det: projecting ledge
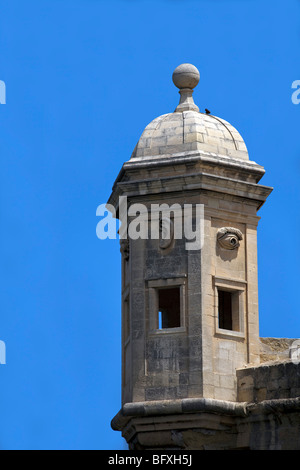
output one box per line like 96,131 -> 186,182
111,398 -> 248,431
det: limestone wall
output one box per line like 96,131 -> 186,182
237,360 -> 300,402
260,337 -> 296,363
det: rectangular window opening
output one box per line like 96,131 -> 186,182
218,290 -> 233,331
218,289 -> 241,332
158,287 -> 181,329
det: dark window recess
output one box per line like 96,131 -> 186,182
158,287 -> 180,329
218,290 -> 233,330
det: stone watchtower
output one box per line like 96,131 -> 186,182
108,64 -> 280,449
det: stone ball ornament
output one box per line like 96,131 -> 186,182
217,227 -> 243,250
172,63 -> 200,90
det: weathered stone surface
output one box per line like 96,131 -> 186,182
259,337 -> 296,363
111,396 -> 300,450
107,64 -> 300,450
131,111 -> 249,161
237,360 -> 300,402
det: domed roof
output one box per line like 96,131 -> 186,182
131,64 -> 248,162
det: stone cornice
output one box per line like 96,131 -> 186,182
107,169 -> 273,212
128,150 -> 264,175
112,150 -> 265,190
111,396 -> 300,433
111,398 -> 248,431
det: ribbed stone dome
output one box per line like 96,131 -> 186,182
131,64 -> 249,162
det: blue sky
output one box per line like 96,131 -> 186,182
0,0 -> 299,450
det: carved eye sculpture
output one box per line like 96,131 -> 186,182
217,227 -> 243,250
159,217 -> 174,250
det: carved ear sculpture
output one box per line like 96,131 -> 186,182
159,217 -> 174,250
120,238 -> 130,260
217,227 -> 243,250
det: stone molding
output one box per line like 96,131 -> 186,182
111,397 -> 248,431
111,396 -> 300,449
108,169 -> 272,212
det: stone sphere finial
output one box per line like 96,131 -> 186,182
172,63 -> 200,90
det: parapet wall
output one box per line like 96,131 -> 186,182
112,338 -> 300,449
259,337 -> 297,363
237,360 -> 300,402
